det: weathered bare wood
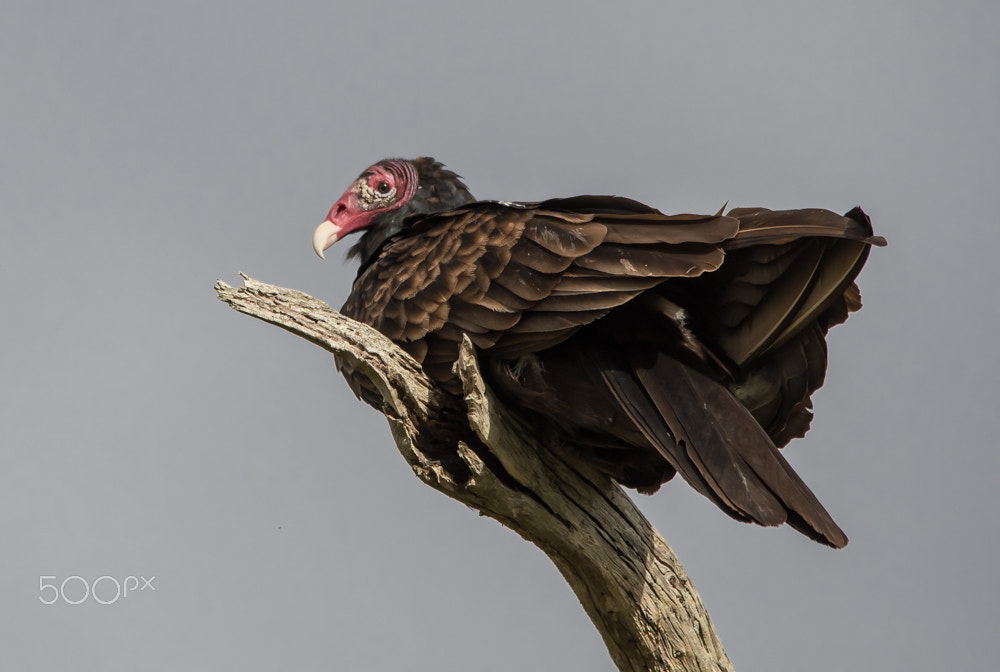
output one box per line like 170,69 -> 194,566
216,274 -> 734,672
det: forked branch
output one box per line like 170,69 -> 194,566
216,274 -> 733,672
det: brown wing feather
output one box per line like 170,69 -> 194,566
734,322 -> 829,447
680,207 -> 884,367
725,207 -> 886,249
343,199 -> 737,391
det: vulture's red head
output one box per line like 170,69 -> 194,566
313,157 -> 475,263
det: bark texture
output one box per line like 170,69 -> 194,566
216,274 -> 734,672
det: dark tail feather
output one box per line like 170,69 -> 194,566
603,349 -> 848,548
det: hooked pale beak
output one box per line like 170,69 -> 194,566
312,219 -> 343,260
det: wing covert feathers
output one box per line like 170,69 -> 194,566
343,200 -> 737,388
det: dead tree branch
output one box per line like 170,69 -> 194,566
215,274 -> 733,672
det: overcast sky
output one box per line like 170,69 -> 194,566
2,1 -> 998,670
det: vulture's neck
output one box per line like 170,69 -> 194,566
347,208 -> 414,264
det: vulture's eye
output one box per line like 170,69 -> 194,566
377,181 -> 392,194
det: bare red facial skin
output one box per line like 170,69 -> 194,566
312,181 -> 377,258
312,159 -> 417,259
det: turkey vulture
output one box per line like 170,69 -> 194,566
312,157 -> 885,548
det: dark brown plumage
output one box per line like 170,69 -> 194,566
313,157 -> 886,548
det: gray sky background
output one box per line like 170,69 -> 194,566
2,1 -> 997,670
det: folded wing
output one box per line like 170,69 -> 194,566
342,198 -> 884,547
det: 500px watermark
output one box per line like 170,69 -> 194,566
39,575 -> 156,605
